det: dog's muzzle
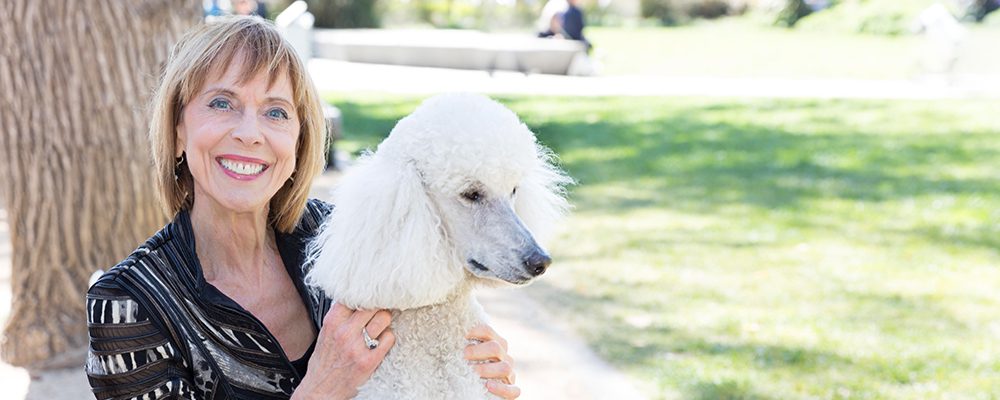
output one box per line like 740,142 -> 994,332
523,249 -> 552,277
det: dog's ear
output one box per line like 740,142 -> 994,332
306,154 -> 463,310
514,143 -> 573,243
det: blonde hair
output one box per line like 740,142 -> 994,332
148,16 -> 326,233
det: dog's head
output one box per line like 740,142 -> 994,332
307,93 -> 571,310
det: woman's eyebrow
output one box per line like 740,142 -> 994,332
264,96 -> 294,107
201,87 -> 237,98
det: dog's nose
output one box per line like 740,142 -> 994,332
523,251 -> 552,277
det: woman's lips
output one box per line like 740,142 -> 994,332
216,155 -> 269,180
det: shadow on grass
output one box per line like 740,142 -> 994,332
688,380 -> 775,400
329,96 -> 1000,253
525,277 -> 984,396
333,97 -> 1000,212
528,279 -> 853,370
527,115 -> 998,213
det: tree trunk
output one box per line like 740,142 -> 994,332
0,0 -> 201,369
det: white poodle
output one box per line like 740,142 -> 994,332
306,93 -> 571,399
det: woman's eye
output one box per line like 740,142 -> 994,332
462,190 -> 482,202
266,107 -> 290,120
208,98 -> 232,110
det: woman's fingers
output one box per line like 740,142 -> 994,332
324,303 -> 354,325
485,380 -> 521,399
362,310 -> 392,338
347,308 -> 379,329
464,339 -> 505,362
471,360 -> 514,383
466,324 -> 508,351
466,324 -> 518,396
373,328 -> 396,358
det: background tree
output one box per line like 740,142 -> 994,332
0,0 -> 201,368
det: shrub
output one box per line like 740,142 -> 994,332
640,0 -> 746,25
796,0 -> 946,36
307,0 -> 380,28
773,0 -> 812,27
268,0 -> 381,28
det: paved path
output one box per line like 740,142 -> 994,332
308,58 -> 1000,99
0,170 -> 648,399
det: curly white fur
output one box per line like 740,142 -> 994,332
307,93 -> 571,400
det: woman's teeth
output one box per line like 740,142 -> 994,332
219,158 -> 265,175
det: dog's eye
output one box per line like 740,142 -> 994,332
512,187 -> 517,196
462,190 -> 482,202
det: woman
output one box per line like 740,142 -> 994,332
85,16 -> 519,399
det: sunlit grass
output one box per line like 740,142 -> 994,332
587,19 -> 1000,80
325,93 -> 1000,399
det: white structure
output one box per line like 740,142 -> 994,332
275,1 -> 315,62
911,3 -> 967,76
313,29 -> 588,75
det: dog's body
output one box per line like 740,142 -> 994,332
306,93 -> 570,399
363,283 -> 488,399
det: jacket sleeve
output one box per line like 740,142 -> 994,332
85,278 -> 196,400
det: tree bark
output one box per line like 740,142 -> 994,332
0,0 -> 201,369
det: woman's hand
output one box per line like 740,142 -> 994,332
465,324 -> 521,399
292,303 -> 395,400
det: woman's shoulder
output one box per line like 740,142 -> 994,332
294,198 -> 334,237
305,197 -> 334,220
88,216 -> 194,302
87,253 -> 196,398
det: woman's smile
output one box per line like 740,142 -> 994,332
216,154 -> 270,180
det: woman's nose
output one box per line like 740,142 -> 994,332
231,112 -> 262,145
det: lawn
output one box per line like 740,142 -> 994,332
586,19 -> 1000,80
326,93 -> 1000,399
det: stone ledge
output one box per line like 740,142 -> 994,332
313,29 -> 586,75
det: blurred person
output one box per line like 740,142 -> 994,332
537,11 -> 565,38
912,3 -> 967,77
233,0 -> 267,18
205,0 -> 225,17
84,16 -> 521,400
536,0 -> 568,34
964,0 -> 1000,22
562,0 -> 591,51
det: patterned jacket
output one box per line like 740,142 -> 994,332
85,199 -> 333,400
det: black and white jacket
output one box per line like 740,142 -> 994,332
85,199 -> 333,400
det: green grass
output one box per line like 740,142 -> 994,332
587,19 -> 1000,79
325,93 -> 1000,399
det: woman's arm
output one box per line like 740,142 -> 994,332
466,324 -> 522,399
86,281 -> 194,399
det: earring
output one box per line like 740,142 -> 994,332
174,153 -> 186,182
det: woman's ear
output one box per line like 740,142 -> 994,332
514,144 -> 573,243
306,154 -> 463,310
175,123 -> 187,158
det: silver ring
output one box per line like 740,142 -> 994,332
362,327 -> 379,350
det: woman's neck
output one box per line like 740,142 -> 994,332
189,195 -> 274,283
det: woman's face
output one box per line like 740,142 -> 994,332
176,63 -> 299,216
